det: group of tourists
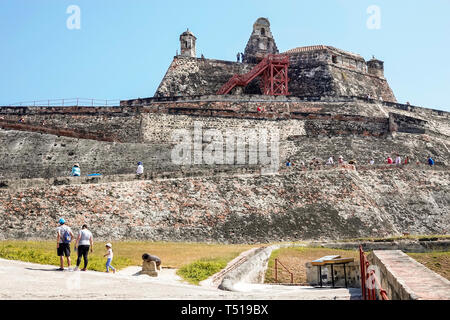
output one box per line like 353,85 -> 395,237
56,218 -> 115,273
285,155 -> 437,168
386,155 -> 434,166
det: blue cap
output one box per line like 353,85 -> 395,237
138,162 -> 143,165
59,218 -> 65,224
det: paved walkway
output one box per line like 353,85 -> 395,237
0,258 -> 361,300
373,250 -> 450,300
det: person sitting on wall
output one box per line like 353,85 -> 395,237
338,155 -> 344,165
136,161 -> 144,177
387,156 -> 393,164
285,159 -> 292,167
71,163 -> 81,177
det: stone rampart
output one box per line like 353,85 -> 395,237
0,167 -> 448,242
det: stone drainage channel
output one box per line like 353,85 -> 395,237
200,243 -> 362,300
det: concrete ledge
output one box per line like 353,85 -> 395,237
218,243 -> 302,292
319,240 -> 450,253
369,250 -> 450,300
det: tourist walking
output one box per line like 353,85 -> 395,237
56,218 -> 74,271
74,224 -> 93,271
387,156 -> 393,164
104,243 -> 116,273
428,156 -> 435,167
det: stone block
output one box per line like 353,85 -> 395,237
141,260 -> 158,277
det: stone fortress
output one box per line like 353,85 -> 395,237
0,18 -> 449,243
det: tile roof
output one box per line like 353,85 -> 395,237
284,45 -> 364,61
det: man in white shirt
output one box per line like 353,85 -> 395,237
74,224 -> 94,271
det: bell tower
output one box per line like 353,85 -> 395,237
243,18 -> 279,63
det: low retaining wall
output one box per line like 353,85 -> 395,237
219,246 -> 274,291
218,243 -> 299,291
318,240 -> 450,253
369,250 -> 450,300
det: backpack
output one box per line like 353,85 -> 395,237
62,228 -> 71,244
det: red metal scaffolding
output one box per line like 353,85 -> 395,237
217,54 -> 290,96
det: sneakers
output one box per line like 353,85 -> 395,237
74,266 -> 79,271
57,268 -> 64,271
81,268 -> 87,272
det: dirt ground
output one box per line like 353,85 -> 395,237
265,247 -> 360,284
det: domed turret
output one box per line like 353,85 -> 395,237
179,29 -> 196,57
367,56 -> 384,78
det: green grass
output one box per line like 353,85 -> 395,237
0,243 -> 132,272
0,240 -> 256,283
176,258 -> 228,285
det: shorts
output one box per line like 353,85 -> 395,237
57,243 -> 71,257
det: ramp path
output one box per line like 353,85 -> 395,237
0,258 -> 360,300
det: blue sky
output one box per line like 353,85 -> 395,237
1,0 -> 449,111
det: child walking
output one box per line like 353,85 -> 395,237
104,243 -> 116,273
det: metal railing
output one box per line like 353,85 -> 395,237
274,258 -> 294,284
359,245 -> 389,300
7,98 -> 121,107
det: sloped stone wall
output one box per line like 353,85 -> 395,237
0,167 -> 448,242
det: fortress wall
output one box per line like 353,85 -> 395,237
0,129 -> 165,180
1,103 -> 447,181
154,56 -> 257,97
329,64 -> 396,103
287,132 -> 450,166
0,167 -> 448,242
0,106 -> 142,143
287,55 -> 335,97
286,53 -> 396,103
